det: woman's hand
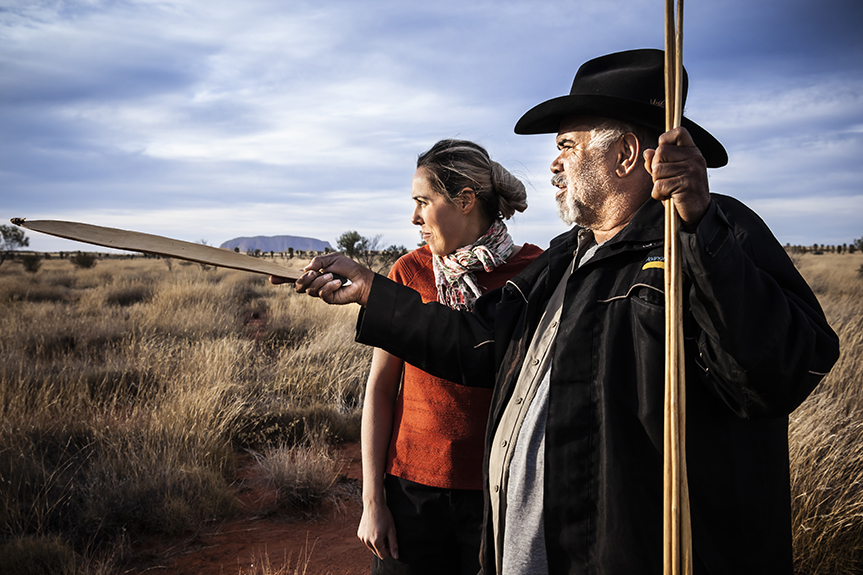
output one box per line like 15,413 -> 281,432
357,499 -> 400,561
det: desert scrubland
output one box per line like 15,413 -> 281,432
0,252 -> 860,574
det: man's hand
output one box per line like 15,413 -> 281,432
643,126 -> 712,229
271,252 -> 374,306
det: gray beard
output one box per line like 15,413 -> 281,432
552,176 -> 602,228
551,151 -> 612,229
551,173 -> 575,226
552,174 -> 577,225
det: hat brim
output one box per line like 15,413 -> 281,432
514,94 -> 728,168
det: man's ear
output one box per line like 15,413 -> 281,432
615,133 -> 641,177
458,188 -> 477,213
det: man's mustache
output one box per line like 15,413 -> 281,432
551,173 -> 567,189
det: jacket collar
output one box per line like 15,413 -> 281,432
570,198 -> 666,263
506,199 -> 665,301
609,198 -> 665,248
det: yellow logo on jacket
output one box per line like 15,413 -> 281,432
642,257 -> 664,270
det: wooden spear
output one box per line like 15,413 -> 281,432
663,1 -> 692,574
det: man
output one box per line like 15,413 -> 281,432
291,49 -> 840,574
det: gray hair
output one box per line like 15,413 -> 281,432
587,119 -> 660,152
417,139 -> 528,220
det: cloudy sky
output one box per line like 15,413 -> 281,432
2,0 -> 862,254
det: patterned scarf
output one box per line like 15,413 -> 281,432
432,219 -> 515,311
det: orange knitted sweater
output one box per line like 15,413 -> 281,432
385,243 -> 543,490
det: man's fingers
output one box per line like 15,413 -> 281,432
658,125 -> 697,149
268,275 -> 295,285
295,270 -> 332,296
643,149 -> 657,177
648,127 -> 701,171
318,275 -> 346,302
293,252 -> 372,306
302,252 -> 343,273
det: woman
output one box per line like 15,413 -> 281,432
357,139 -> 542,575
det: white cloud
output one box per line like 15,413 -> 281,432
3,0 -> 863,254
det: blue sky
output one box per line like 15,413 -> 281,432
2,0 -> 862,253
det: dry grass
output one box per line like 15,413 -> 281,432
1,252 -> 861,574
237,539 -> 318,575
254,442 -> 343,518
789,252 -> 863,575
0,256 -> 370,573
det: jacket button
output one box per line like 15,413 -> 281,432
501,440 -> 508,448
531,359 -> 540,366
493,484 -> 500,492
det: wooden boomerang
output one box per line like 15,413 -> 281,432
10,218 -> 344,284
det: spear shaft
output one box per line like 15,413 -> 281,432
663,1 -> 692,574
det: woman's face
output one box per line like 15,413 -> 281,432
411,168 -> 473,256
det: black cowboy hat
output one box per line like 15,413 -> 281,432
514,48 -> 728,168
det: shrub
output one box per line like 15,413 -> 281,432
20,254 -> 41,273
104,285 -> 153,307
255,443 -> 341,517
0,535 -> 79,575
70,252 -> 97,269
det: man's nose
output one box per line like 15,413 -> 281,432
550,153 -> 564,174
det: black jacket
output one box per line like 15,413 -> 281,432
357,195 -> 840,575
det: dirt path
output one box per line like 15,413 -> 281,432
128,443 -> 370,575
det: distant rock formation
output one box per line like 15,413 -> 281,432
219,235 -> 332,253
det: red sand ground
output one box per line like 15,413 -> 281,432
129,443 -> 369,575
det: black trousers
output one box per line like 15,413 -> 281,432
372,474 -> 484,575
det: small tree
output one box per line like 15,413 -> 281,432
0,224 -> 30,269
337,230 -> 406,273
356,234 -> 383,270
377,244 -> 408,274
337,231 -> 364,260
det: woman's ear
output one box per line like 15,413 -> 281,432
458,188 -> 477,213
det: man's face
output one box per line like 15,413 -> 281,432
550,118 -> 616,229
